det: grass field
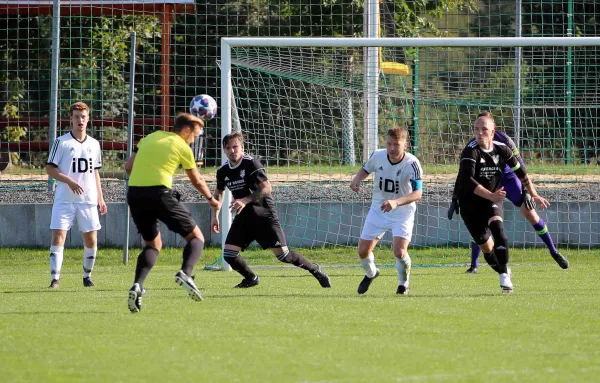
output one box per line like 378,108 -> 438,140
1,247 -> 599,382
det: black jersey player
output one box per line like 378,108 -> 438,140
211,132 -> 331,289
452,113 -> 550,293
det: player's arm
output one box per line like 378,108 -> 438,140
185,168 -> 218,208
350,168 -> 369,192
211,188 -> 225,233
46,165 -> 84,195
503,134 -> 528,174
383,188 -> 422,212
230,180 -> 272,214
504,148 -> 549,209
95,169 -> 107,215
124,152 -> 136,175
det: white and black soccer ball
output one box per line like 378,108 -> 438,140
189,94 -> 217,120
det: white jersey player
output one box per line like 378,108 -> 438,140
350,127 -> 423,295
46,102 -> 107,289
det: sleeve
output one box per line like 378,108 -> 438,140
179,145 -> 196,170
362,151 -> 377,174
502,145 -> 528,179
502,134 -> 527,173
216,167 -> 226,191
455,147 -> 480,197
47,138 -> 62,166
409,159 -> 423,192
248,158 -> 268,186
94,142 -> 103,169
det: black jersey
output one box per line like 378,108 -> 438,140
216,154 -> 276,217
455,140 -> 520,205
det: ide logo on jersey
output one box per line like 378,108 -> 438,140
72,157 -> 94,173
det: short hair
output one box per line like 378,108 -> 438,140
222,132 -> 244,148
172,113 -> 204,133
477,111 -> 495,123
69,102 -> 90,116
387,127 -> 408,141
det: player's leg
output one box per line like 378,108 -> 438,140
467,240 -> 480,273
518,198 -> 569,269
221,215 -> 259,288
390,213 -> 415,295
158,190 -> 205,300
126,187 -> 163,312
48,203 -> 75,288
77,204 -> 101,287
462,206 -> 501,274
487,208 -> 513,293
392,237 -> 411,295
271,245 -> 331,288
356,209 -> 387,294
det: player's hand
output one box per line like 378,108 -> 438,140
448,199 -> 459,220
98,199 -> 107,215
350,177 -> 361,192
380,199 -> 398,213
68,180 -> 84,195
207,197 -> 219,209
229,198 -> 247,214
532,194 -> 550,210
489,186 -> 506,202
211,216 -> 220,233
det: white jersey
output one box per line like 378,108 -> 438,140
362,149 -> 423,220
47,132 -> 102,204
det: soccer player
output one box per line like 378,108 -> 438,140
448,112 -> 568,273
349,127 -> 423,295
46,102 -> 107,289
451,112 -> 550,293
210,132 -> 331,289
124,113 -> 219,313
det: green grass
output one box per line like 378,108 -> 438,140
1,247 -> 599,382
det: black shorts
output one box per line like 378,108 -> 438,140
127,186 -> 197,241
226,211 -> 286,251
461,201 -> 503,245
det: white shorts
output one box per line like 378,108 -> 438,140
50,203 -> 101,232
360,207 -> 415,242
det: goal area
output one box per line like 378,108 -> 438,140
218,37 -> 600,267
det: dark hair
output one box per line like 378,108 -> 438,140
222,131 -> 244,148
69,102 -> 90,116
387,127 -> 408,140
477,111 -> 495,122
172,113 -> 204,133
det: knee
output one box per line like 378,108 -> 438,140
275,248 -> 291,263
489,220 -> 508,245
223,248 -> 240,263
394,248 -> 408,259
146,238 -> 162,252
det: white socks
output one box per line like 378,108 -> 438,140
395,254 -> 412,287
359,252 -> 378,278
49,245 -> 64,281
83,247 -> 97,278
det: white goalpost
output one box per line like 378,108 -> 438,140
219,37 -> 600,269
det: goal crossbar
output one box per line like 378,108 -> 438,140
222,36 -> 600,48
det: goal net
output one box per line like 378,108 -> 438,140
221,37 -> 600,266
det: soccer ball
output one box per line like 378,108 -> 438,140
189,94 -> 217,120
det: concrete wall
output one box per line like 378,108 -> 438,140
1,202 -> 598,248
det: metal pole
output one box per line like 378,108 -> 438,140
220,40 -> 233,272
566,0 -> 573,164
48,0 -> 61,194
412,48 -> 420,156
514,0 -> 522,150
123,32 -> 136,265
342,54 -> 355,165
363,0 -> 379,160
